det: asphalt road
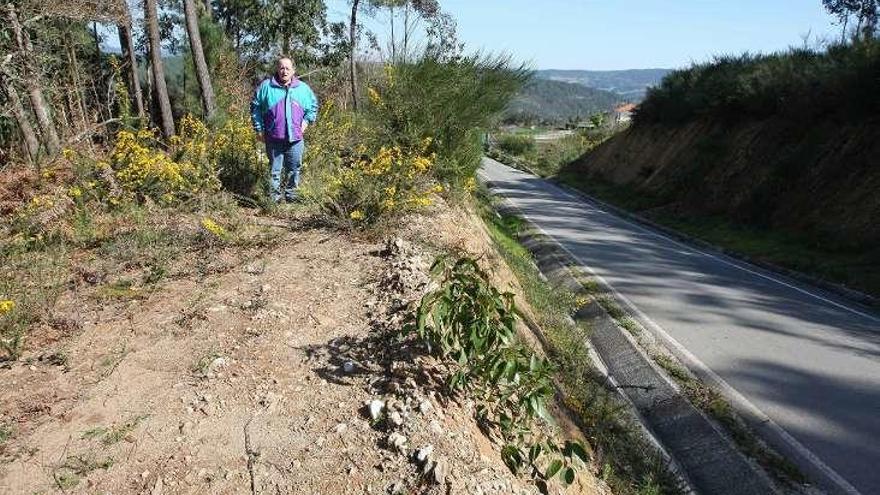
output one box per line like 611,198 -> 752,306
479,158 -> 880,495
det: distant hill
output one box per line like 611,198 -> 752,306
503,79 -> 622,125
536,69 -> 671,100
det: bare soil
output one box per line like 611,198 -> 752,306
0,204 -> 604,495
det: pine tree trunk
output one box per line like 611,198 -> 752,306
65,36 -> 89,131
6,3 -> 61,155
403,4 -> 409,59
0,72 -> 41,165
184,0 -> 217,119
118,1 -> 146,119
92,22 -> 102,60
390,5 -> 395,61
350,0 -> 360,111
145,0 -> 176,137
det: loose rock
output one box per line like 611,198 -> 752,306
368,399 -> 385,421
387,432 -> 407,452
415,445 -> 434,464
389,411 -> 404,427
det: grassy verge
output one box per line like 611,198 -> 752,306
488,130 -> 610,178
474,190 -> 682,495
556,170 -> 880,302
647,354 -> 804,485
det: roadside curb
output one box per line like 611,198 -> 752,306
483,184 -> 781,495
548,178 -> 878,310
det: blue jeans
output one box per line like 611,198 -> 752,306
266,139 -> 305,201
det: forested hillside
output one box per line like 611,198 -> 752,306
536,68 -> 670,100
503,78 -> 621,124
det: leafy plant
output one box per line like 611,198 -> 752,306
503,439 -> 591,492
412,255 -> 589,493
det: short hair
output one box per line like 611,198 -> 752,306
277,57 -> 295,69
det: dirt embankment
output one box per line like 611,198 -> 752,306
567,118 -> 880,250
0,205 -> 602,495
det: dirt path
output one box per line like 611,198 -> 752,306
1,208 -> 604,495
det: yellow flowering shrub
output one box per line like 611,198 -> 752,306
104,115 -> 261,205
203,116 -> 263,198
317,139 -> 441,224
111,126 -> 219,205
300,100 -> 447,227
0,300 -> 14,315
200,216 -> 231,244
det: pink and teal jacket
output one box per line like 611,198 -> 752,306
250,76 -> 318,143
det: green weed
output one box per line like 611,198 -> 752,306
476,194 -> 683,494
100,415 -> 148,446
95,278 -> 142,301
0,423 -> 13,444
53,453 -> 114,490
411,254 -> 589,493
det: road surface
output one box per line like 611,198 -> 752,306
479,158 -> 880,495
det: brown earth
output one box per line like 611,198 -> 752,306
0,204 -> 605,495
567,118 -> 880,249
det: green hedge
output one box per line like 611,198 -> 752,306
637,39 -> 880,125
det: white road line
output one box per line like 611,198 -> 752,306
484,161 -> 880,325
479,164 -> 867,495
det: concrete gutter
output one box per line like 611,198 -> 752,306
483,183 -> 782,495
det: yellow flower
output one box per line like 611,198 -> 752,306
0,300 -> 15,315
380,198 -> 396,211
411,156 -> 432,172
383,64 -> 395,85
464,177 -> 477,192
68,186 -> 83,199
350,210 -> 365,221
407,194 -> 432,207
367,87 -> 381,105
62,148 -> 76,160
201,217 -> 226,237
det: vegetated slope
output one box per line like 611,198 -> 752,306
504,79 -> 621,124
564,41 -> 880,295
536,69 -> 671,100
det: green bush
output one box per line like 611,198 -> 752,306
367,54 -> 530,187
301,53 -> 528,228
299,102 -> 441,227
637,39 -> 880,124
497,134 -> 536,156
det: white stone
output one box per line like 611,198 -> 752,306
368,399 -> 385,421
388,432 -> 407,452
389,411 -> 404,426
415,445 -> 434,464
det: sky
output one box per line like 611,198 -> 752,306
326,0 -> 843,71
